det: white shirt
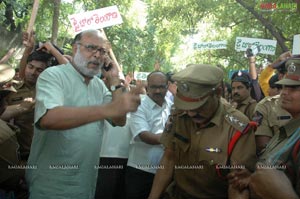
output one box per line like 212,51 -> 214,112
127,95 -> 172,174
100,114 -> 131,159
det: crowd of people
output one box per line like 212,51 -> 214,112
0,28 -> 299,199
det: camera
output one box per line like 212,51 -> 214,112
245,45 -> 260,57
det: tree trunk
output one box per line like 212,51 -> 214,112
236,0 -> 289,52
51,0 -> 61,45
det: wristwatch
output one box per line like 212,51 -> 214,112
110,85 -> 123,92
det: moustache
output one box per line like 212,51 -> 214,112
233,93 -> 240,97
153,93 -> 164,97
88,60 -> 104,67
192,114 -> 206,120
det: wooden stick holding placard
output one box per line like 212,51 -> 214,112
100,29 -> 121,71
23,0 -> 39,45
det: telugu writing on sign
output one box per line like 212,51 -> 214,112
134,72 -> 150,80
235,37 -> 277,55
193,41 -> 227,50
292,34 -> 300,55
68,5 -> 123,33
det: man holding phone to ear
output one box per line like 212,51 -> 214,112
26,29 -> 143,199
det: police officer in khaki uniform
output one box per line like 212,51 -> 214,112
1,51 -> 52,161
148,64 -> 257,199
231,71 -> 257,120
0,64 -> 24,194
253,95 -> 292,154
249,58 -> 300,198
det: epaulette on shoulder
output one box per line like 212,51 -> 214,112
12,79 -> 24,90
224,107 -> 249,132
262,95 -> 280,103
258,96 -> 270,104
249,98 -> 257,104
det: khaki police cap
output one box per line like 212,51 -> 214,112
173,64 -> 224,110
0,64 -> 16,92
276,58 -> 300,86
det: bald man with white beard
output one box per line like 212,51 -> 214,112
26,29 -> 143,199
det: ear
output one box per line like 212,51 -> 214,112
72,43 -> 78,55
215,85 -> 223,97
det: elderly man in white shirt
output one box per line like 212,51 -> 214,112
125,71 -> 172,199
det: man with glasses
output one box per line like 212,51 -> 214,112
148,64 -> 257,199
125,71 -> 172,199
25,29 -> 142,199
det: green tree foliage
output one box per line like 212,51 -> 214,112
0,0 -> 299,76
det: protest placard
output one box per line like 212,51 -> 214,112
193,41 -> 227,50
235,37 -> 277,55
68,5 -> 123,33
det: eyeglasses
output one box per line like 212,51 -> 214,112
77,43 -> 107,55
148,85 -> 168,90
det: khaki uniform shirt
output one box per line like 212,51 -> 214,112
254,95 -> 292,137
236,96 -> 257,120
258,118 -> 300,195
5,82 -> 35,159
0,119 -> 22,185
161,100 -> 257,198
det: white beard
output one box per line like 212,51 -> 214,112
73,49 -> 103,77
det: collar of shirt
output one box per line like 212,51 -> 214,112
145,95 -> 172,110
69,62 -> 97,84
239,95 -> 255,106
280,117 -> 300,138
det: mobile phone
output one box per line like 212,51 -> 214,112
245,45 -> 260,57
103,63 -> 113,71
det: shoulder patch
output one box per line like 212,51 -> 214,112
249,98 -> 257,104
164,114 -> 174,133
252,111 -> 263,126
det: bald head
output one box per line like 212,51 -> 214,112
72,29 -> 110,48
71,29 -> 111,78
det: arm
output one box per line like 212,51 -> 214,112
248,56 -> 257,80
139,131 -> 162,145
148,148 -> 175,199
0,48 -> 16,64
39,89 -> 141,130
101,58 -> 130,126
37,42 -> 68,65
110,87 -> 127,126
19,31 -> 35,79
255,135 -> 271,155
0,98 -> 35,121
270,51 -> 292,69
252,102 -> 274,154
258,51 -> 292,96
250,168 -> 299,199
248,55 -> 264,101
37,64 -> 141,130
228,184 -> 249,199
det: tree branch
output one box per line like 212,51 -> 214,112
236,0 -> 289,52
